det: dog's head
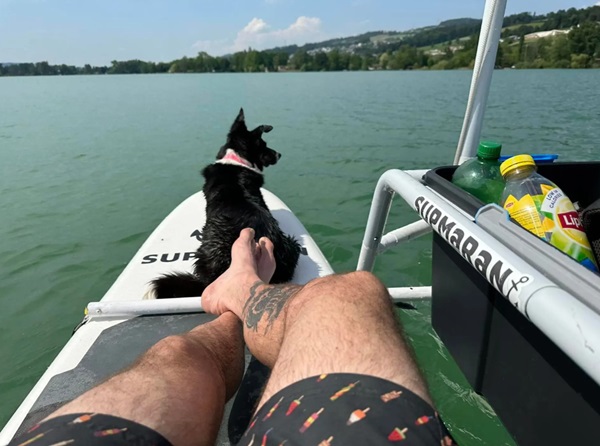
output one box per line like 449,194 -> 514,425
217,108 -> 281,171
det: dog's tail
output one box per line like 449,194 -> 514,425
149,272 -> 208,299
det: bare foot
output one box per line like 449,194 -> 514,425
202,228 -> 276,317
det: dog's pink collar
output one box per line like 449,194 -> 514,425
216,149 -> 261,174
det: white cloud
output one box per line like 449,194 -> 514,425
242,17 -> 270,35
192,16 -> 325,55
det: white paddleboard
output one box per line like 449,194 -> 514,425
0,188 -> 333,444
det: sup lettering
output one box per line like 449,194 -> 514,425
141,252 -> 200,265
473,250 -> 492,277
449,228 -> 464,250
460,236 -> 479,264
429,209 -> 442,226
489,260 -> 513,292
424,201 -> 434,221
161,253 -> 180,263
419,200 -> 430,219
437,216 -> 456,240
183,252 -> 199,261
415,196 -> 426,214
142,254 -> 158,264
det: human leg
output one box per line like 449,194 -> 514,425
254,271 -> 431,407
202,229 -> 431,408
202,229 -> 455,444
37,312 -> 244,446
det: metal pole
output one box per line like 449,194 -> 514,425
85,287 -> 434,319
87,297 -> 203,318
454,0 -> 508,164
378,220 -> 432,253
356,177 -> 395,271
389,286 -> 432,300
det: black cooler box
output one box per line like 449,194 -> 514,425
423,162 -> 600,446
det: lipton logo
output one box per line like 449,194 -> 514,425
558,211 -> 583,230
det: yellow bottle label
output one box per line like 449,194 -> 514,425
503,184 -> 598,270
540,187 -> 587,245
503,194 -> 545,238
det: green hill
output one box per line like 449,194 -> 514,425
2,5 -> 600,76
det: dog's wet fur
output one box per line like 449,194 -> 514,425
151,109 -> 301,299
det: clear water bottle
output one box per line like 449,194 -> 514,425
500,154 -> 598,271
452,141 -> 505,204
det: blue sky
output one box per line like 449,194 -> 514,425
0,0 -> 597,66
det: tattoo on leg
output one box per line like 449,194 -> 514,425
243,281 -> 300,332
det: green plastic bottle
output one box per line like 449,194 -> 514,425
452,141 -> 505,204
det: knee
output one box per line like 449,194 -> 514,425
308,270 -> 386,292
343,270 -> 388,294
300,271 -> 390,307
145,334 -> 198,365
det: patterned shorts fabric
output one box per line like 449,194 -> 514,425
9,374 -> 456,445
8,413 -> 171,446
241,373 -> 455,445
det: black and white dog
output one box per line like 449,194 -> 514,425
151,108 -> 301,299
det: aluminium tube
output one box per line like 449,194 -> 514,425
378,220 -> 432,254
454,0 -> 507,164
357,176 -> 395,271
356,170 -> 431,269
87,297 -> 203,318
85,287 -> 433,318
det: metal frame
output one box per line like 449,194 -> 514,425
356,170 -> 433,302
355,168 -> 600,386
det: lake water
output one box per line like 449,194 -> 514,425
1,70 -> 599,445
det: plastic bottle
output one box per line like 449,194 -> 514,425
500,154 -> 598,271
452,141 -> 505,204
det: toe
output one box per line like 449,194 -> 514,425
257,238 -> 276,283
260,237 -> 274,256
239,228 -> 255,243
231,228 -> 257,263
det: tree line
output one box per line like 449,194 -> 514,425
1,5 -> 599,77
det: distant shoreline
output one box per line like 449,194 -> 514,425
4,5 -> 600,77
2,66 -> 600,78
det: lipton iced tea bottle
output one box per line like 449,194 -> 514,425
500,154 -> 597,271
452,141 -> 505,204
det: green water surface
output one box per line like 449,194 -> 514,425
1,70 -> 599,444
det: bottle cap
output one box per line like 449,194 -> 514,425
500,154 -> 536,177
477,141 -> 502,160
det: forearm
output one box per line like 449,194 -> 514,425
240,280 -> 302,367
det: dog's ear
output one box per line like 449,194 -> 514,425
231,108 -> 247,132
235,108 -> 245,122
252,125 -> 273,136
